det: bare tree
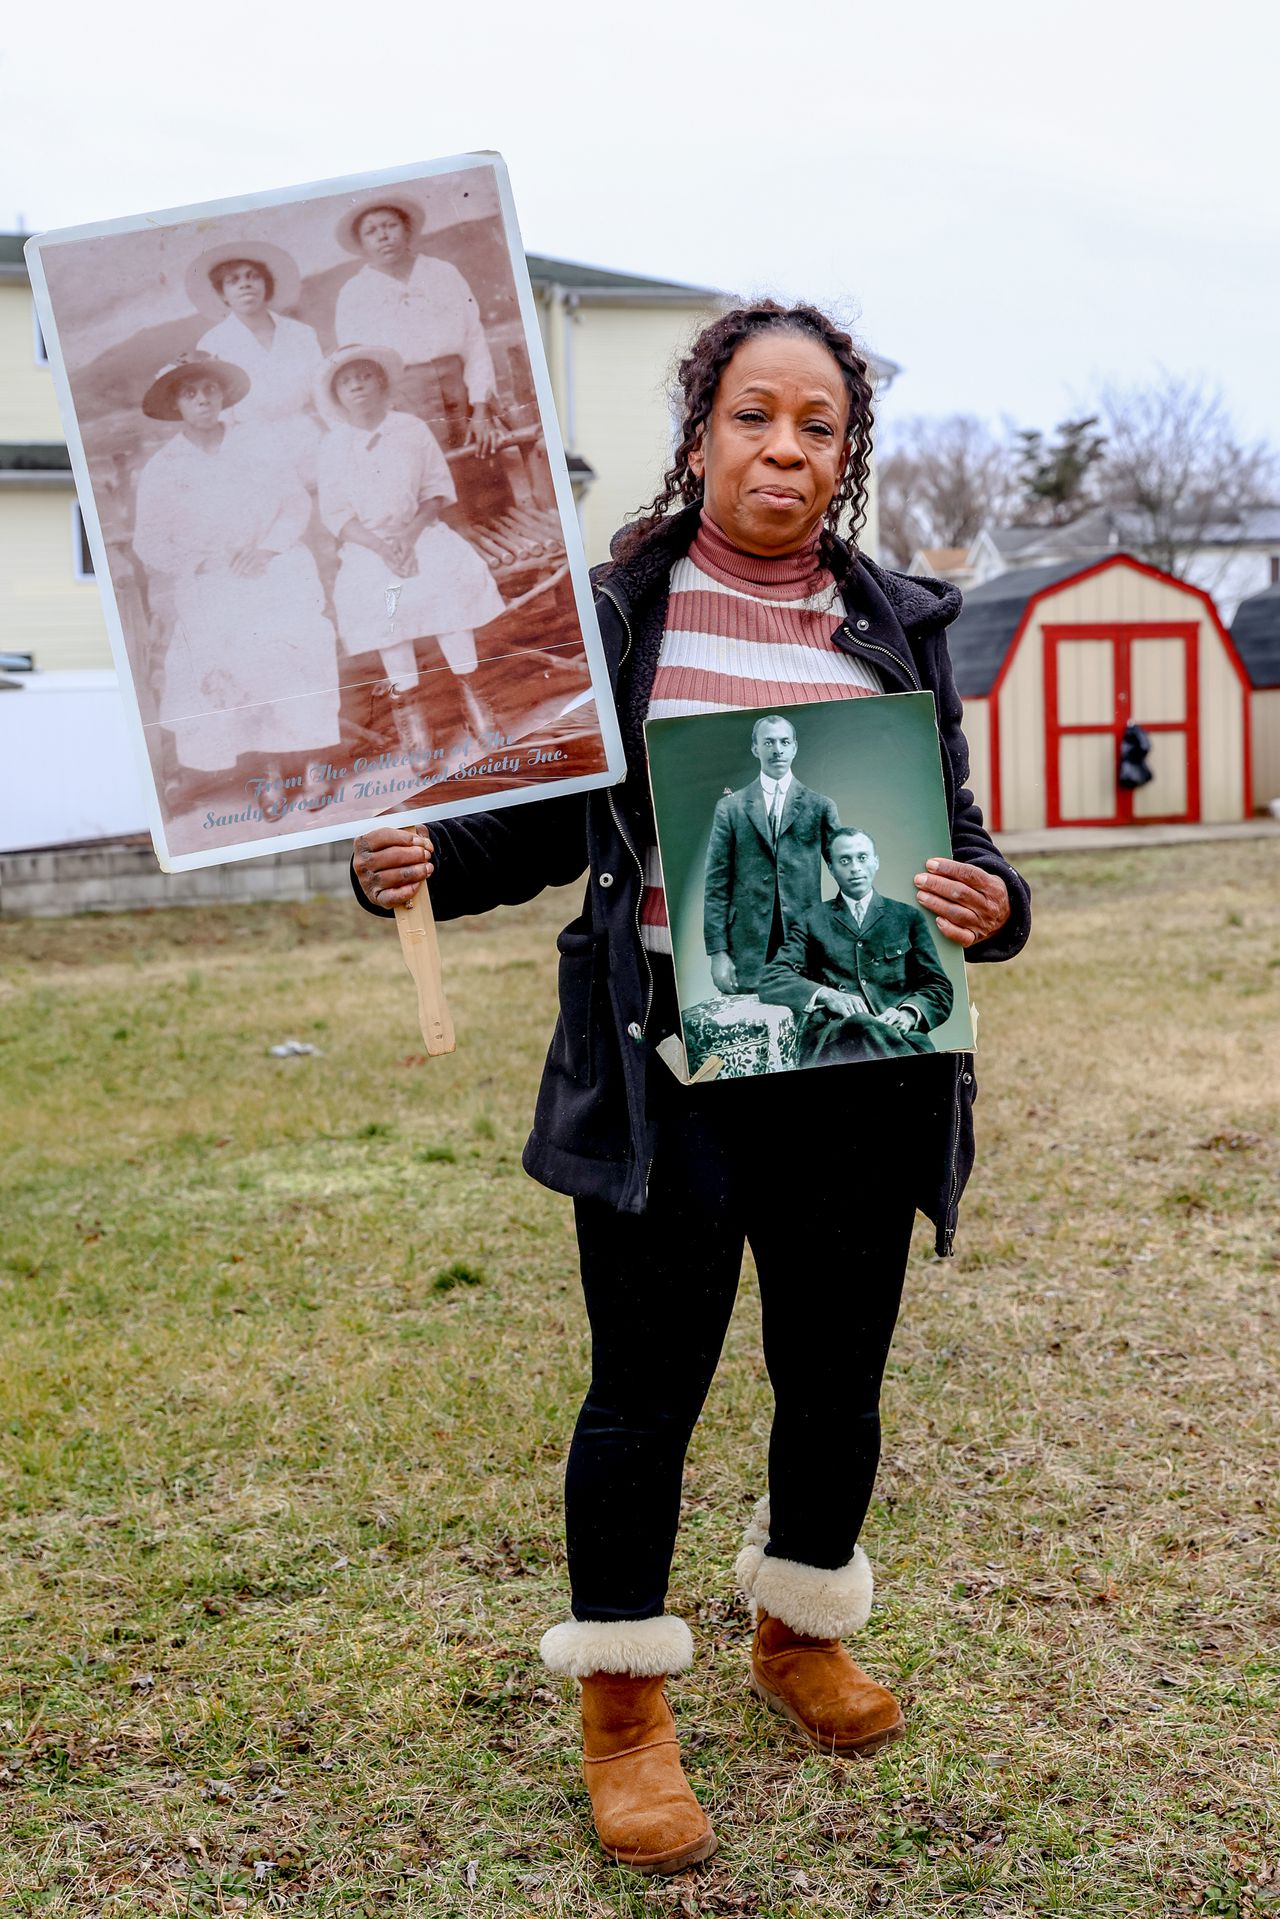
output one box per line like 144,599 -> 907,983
877,380 -> 1278,582
876,416 -> 1019,568
1097,374 -> 1277,577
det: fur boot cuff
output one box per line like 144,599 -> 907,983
539,1613 -> 695,1679
735,1496 -> 874,1638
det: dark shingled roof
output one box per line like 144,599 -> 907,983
1231,583 -> 1280,689
1,234 -> 717,296
945,560 -> 1093,697
525,254 -> 719,296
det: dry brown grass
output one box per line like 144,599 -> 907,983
0,841 -> 1276,1916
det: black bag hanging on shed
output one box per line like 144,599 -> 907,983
1118,721 -> 1154,788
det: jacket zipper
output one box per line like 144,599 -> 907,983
596,584 -> 654,1035
834,620 -> 922,691
941,1056 -> 966,1257
837,612 -> 957,1246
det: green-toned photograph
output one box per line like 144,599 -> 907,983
645,692 -> 975,1079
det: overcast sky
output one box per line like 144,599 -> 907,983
4,0 -> 1276,449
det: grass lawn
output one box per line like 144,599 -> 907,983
0,842 -> 1276,1917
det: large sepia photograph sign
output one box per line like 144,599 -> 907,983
646,692 -> 976,1080
26,154 -> 623,871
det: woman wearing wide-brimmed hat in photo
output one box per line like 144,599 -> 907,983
351,300 -> 1031,1875
132,352 -> 340,789
186,240 -> 325,484
315,344 -> 505,758
332,192 -> 501,456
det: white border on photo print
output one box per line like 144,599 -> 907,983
26,152 -> 624,872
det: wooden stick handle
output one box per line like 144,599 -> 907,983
395,884 -> 455,1056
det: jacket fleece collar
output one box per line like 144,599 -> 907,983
593,505 -> 963,832
599,504 -> 963,640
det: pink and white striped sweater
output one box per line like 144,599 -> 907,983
640,514 -> 883,954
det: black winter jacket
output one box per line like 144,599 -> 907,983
354,504 -> 1031,1253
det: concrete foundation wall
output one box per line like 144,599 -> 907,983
0,836 -> 358,919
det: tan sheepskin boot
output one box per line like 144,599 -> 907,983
540,1615 -> 716,1874
736,1497 -> 904,1758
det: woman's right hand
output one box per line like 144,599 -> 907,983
354,827 -> 434,909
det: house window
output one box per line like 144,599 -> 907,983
72,503 -> 95,580
33,306 -> 49,366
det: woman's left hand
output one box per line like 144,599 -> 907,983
914,857 -> 1010,948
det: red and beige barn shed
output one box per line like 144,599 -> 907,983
946,555 -> 1253,832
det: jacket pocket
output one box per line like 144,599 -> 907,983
863,940 -> 909,973
554,922 -> 603,1086
534,922 -> 631,1167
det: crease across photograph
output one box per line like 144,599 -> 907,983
25,154 -> 623,869
644,692 -> 976,1079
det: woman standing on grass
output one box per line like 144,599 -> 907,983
350,303 -> 1031,1874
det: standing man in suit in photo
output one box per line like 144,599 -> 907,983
703,715 -> 841,994
758,827 -> 954,1065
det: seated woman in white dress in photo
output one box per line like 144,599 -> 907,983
132,353 -> 340,802
315,345 -> 505,758
186,241 -> 325,487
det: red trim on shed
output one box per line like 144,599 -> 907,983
986,552 -> 1253,825
1043,623 -> 1199,826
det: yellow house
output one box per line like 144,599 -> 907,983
0,236 -> 110,671
2,236 -> 896,673
528,255 -> 894,565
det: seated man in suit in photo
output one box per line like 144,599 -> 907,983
703,716 -> 841,994
758,827 -> 954,1066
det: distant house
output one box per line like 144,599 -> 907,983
527,255 -> 719,564
945,554 -> 1253,830
907,530 -> 1002,592
0,234 -> 110,673
4,221 -> 906,863
963,505 -> 1280,626
2,233 -> 901,676
1231,583 -> 1280,810
528,254 -> 899,564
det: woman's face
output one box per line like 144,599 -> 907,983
174,377 -> 225,428
333,360 -> 388,416
688,332 -> 850,556
217,262 -> 268,314
357,208 -> 410,266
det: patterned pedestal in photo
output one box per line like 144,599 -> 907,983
683,995 -> 799,1079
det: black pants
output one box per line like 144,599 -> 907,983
565,1026 -> 925,1622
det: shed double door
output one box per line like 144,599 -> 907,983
1044,623 -> 1199,826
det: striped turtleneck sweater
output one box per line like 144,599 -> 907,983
640,513 -> 884,955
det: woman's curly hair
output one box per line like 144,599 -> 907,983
616,300 -> 875,568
